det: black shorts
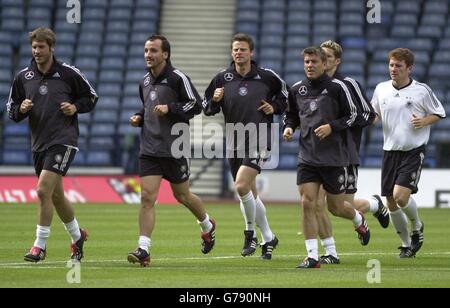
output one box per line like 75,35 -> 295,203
381,146 -> 425,197
297,164 -> 348,195
227,157 -> 267,182
346,165 -> 359,194
33,145 -> 77,177
139,155 -> 190,184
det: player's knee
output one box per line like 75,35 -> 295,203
393,194 -> 408,207
327,205 -> 341,217
301,196 -> 316,211
174,191 -> 190,205
141,190 -> 157,208
36,185 -> 52,201
235,181 -> 251,196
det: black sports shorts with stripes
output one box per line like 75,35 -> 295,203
297,163 -> 348,195
139,155 -> 190,184
33,145 -> 77,177
381,145 -> 426,196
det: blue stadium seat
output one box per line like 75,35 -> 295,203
0,69 -> 11,82
286,23 -> 310,36
101,57 -> 125,71
98,70 -> 124,84
396,1 -> 421,14
72,152 -> 85,166
421,13 -> 446,27
92,110 -> 119,123
260,60 -> 283,73
134,9 -> 159,21
0,57 -> 12,69
90,123 -> 116,137
425,1 -> 449,14
132,21 -> 157,33
236,11 -> 259,23
339,25 -> 363,37
417,25 -> 443,39
285,36 -> 310,49
313,0 -> 336,11
238,0 -> 260,10
262,11 -> 285,23
89,137 -> 116,150
80,21 -> 105,32
75,58 -> 99,71
125,71 -> 145,84
263,0 -> 285,11
390,25 -> 416,38
2,150 -> 30,165
111,0 -> 134,8
4,124 -> 29,136
118,124 -> 140,136
122,97 -> 142,110
96,96 -> 121,111
108,8 -> 132,21
83,8 -> 107,20
86,151 -> 113,166
393,13 -> 419,26
98,83 -> 122,96
135,0 -> 160,9
288,11 -> 310,23
103,45 -> 127,57
340,0 -> 365,13
342,49 -> 367,63
84,0 -> 108,8
3,136 -> 30,150
433,51 -> 450,63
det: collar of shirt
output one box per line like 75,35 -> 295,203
307,73 -> 330,87
30,56 -> 60,77
147,61 -> 174,85
228,60 -> 259,79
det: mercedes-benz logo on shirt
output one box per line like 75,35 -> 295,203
299,86 -> 308,96
224,73 -> 234,82
25,71 -> 35,80
144,76 -> 151,87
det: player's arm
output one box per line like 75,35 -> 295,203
162,73 -> 201,122
202,75 -> 223,116
328,81 -> 360,132
269,72 -> 289,115
412,87 -> 447,129
69,68 -> 98,114
345,78 -> 376,127
283,88 -> 300,140
130,85 -> 145,127
7,76 -> 29,122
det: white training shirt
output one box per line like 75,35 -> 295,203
371,79 -> 446,151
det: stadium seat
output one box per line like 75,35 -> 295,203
2,150 -> 30,165
86,151 -> 113,166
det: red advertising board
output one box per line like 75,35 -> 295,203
0,176 -> 177,204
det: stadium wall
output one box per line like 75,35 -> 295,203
255,169 -> 450,208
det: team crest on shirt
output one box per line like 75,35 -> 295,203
299,86 -> 308,96
310,100 -> 318,112
55,154 -> 63,164
25,71 -> 35,80
348,175 -> 355,184
150,91 -> 157,101
180,165 -> 187,173
224,73 -> 234,82
338,175 -> 345,184
405,97 -> 414,109
144,76 -> 151,87
39,85 -> 48,95
239,87 -> 248,96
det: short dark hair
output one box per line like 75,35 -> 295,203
389,48 -> 414,67
147,34 -> 171,60
302,46 -> 327,62
231,33 -> 254,51
29,27 -> 56,48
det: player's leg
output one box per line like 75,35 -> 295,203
24,170 -> 59,262
251,181 -> 278,260
353,195 -> 389,228
317,185 -> 340,264
297,182 -> 321,268
235,166 -> 259,256
128,175 -> 161,266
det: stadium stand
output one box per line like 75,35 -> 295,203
1,0 -> 449,172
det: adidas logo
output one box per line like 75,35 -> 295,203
52,164 -> 60,170
52,72 -> 60,78
161,79 -> 168,84
348,185 -> 354,190
321,89 -> 328,95
254,75 -> 262,80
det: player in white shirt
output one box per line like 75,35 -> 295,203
371,48 -> 446,258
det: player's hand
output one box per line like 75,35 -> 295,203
411,114 -> 426,129
130,115 -> 142,127
154,104 -> 169,116
60,102 -> 77,116
283,128 -> 294,141
20,99 -> 33,114
213,87 -> 224,103
314,124 -> 332,140
258,100 -> 274,115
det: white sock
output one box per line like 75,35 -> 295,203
255,196 -> 274,243
239,192 -> 256,235
368,197 -> 380,214
198,214 -> 213,233
390,209 -> 411,247
401,197 -> 422,231
321,237 -> 338,259
34,225 -> 51,250
64,218 -> 81,243
352,210 -> 363,227
305,239 -> 319,261
139,236 -> 151,253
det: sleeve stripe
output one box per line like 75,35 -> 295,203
6,85 -> 13,117
344,77 -> 370,121
332,79 -> 358,126
62,63 -> 98,99
174,70 -> 198,112
262,68 -> 289,99
416,82 -> 442,109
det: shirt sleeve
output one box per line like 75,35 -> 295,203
268,70 -> 289,115
421,85 -> 446,118
329,80 -> 359,132
283,87 -> 300,131
371,85 -> 381,118
7,75 -> 28,122
68,66 -> 99,114
202,75 -> 223,116
345,78 -> 376,127
167,70 -> 201,122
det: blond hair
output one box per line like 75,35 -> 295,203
320,40 -> 343,59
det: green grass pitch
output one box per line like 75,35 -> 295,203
0,203 -> 449,288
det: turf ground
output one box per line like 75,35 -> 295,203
0,203 -> 449,288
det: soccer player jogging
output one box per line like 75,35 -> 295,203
313,41 -> 390,265
371,48 -> 446,258
203,33 -> 288,259
127,35 -> 215,267
7,28 -> 98,263
283,47 -> 370,269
